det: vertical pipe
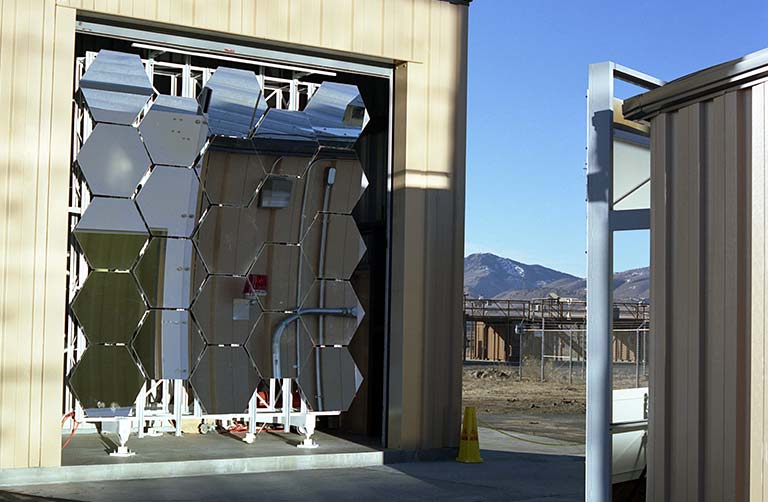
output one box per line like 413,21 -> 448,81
586,62 -> 614,502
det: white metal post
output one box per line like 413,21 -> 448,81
586,61 -> 614,502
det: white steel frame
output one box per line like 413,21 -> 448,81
65,51 -> 338,450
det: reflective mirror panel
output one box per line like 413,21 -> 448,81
302,214 -> 366,280
297,347 -> 362,412
302,150 -> 368,221
191,276 -> 262,345
68,345 -> 145,417
136,166 -> 206,238
73,197 -> 148,270
198,149 -> 266,206
189,346 -> 261,414
139,95 -> 209,167
249,244 -> 315,311
251,109 -> 319,159
253,176 -> 304,244
79,50 -> 154,125
201,67 -> 266,138
70,271 -> 147,344
613,138 -> 650,210
77,124 -> 152,197
304,82 -> 367,149
245,313 -> 312,379
301,280 -> 364,346
194,206 -> 265,275
132,310 -> 204,380
134,238 -> 203,309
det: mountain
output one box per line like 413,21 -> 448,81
464,253 -> 649,301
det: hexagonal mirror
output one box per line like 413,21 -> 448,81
297,346 -> 362,412
139,95 -> 208,167
136,166 -> 205,238
245,313 -> 313,379
132,310 -> 204,380
302,214 -> 366,280
77,124 -> 152,197
303,82 -> 368,149
189,346 -> 261,414
73,197 -> 148,270
301,149 -> 369,219
251,109 -> 319,163
191,275 -> 262,345
79,50 -> 154,125
194,206 -> 265,275
301,280 -> 365,346
68,345 -> 145,417
249,244 -> 315,311
134,238 -> 205,309
200,67 -> 266,138
70,271 -> 147,344
198,148 -> 267,206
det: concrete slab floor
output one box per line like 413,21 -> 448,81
0,428 -> 585,502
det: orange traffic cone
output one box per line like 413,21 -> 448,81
456,406 -> 483,463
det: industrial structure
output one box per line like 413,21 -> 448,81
0,0 -> 469,483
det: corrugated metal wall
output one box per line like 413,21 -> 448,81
649,89 -> 752,501
751,81 -> 768,502
0,0 -> 468,468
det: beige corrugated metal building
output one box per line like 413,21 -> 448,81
624,49 -> 768,501
0,0 -> 469,470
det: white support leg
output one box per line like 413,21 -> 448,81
109,418 -> 136,457
173,379 -> 183,437
282,378 -> 291,432
244,392 -> 258,444
136,384 -> 146,439
297,414 -> 318,449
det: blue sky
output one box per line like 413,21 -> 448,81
465,0 -> 767,276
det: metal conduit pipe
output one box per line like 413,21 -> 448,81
272,307 -> 357,380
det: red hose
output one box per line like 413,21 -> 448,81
61,412 -> 80,449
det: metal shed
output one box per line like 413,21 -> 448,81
623,48 -> 768,501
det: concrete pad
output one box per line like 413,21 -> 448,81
0,428 -> 585,501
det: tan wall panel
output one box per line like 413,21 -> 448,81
0,1 -> 75,469
58,0 -> 430,62
649,89 -> 751,501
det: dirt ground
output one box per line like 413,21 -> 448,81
462,364 -> 586,442
462,362 -> 648,443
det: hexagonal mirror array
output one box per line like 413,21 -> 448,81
68,345 -> 146,417
302,214 -> 366,280
248,244 -> 316,312
246,313 -> 313,380
301,280 -> 365,346
134,238 -> 205,309
200,67 -> 267,138
303,82 -> 368,149
70,52 -> 371,417
139,95 -> 208,167
194,205 -> 265,275
79,50 -> 154,125
73,197 -> 148,271
70,271 -> 146,344
136,166 -> 206,238
189,346 -> 261,414
133,310 -> 205,380
297,347 -> 362,412
76,123 -> 152,197
191,275 -> 263,345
